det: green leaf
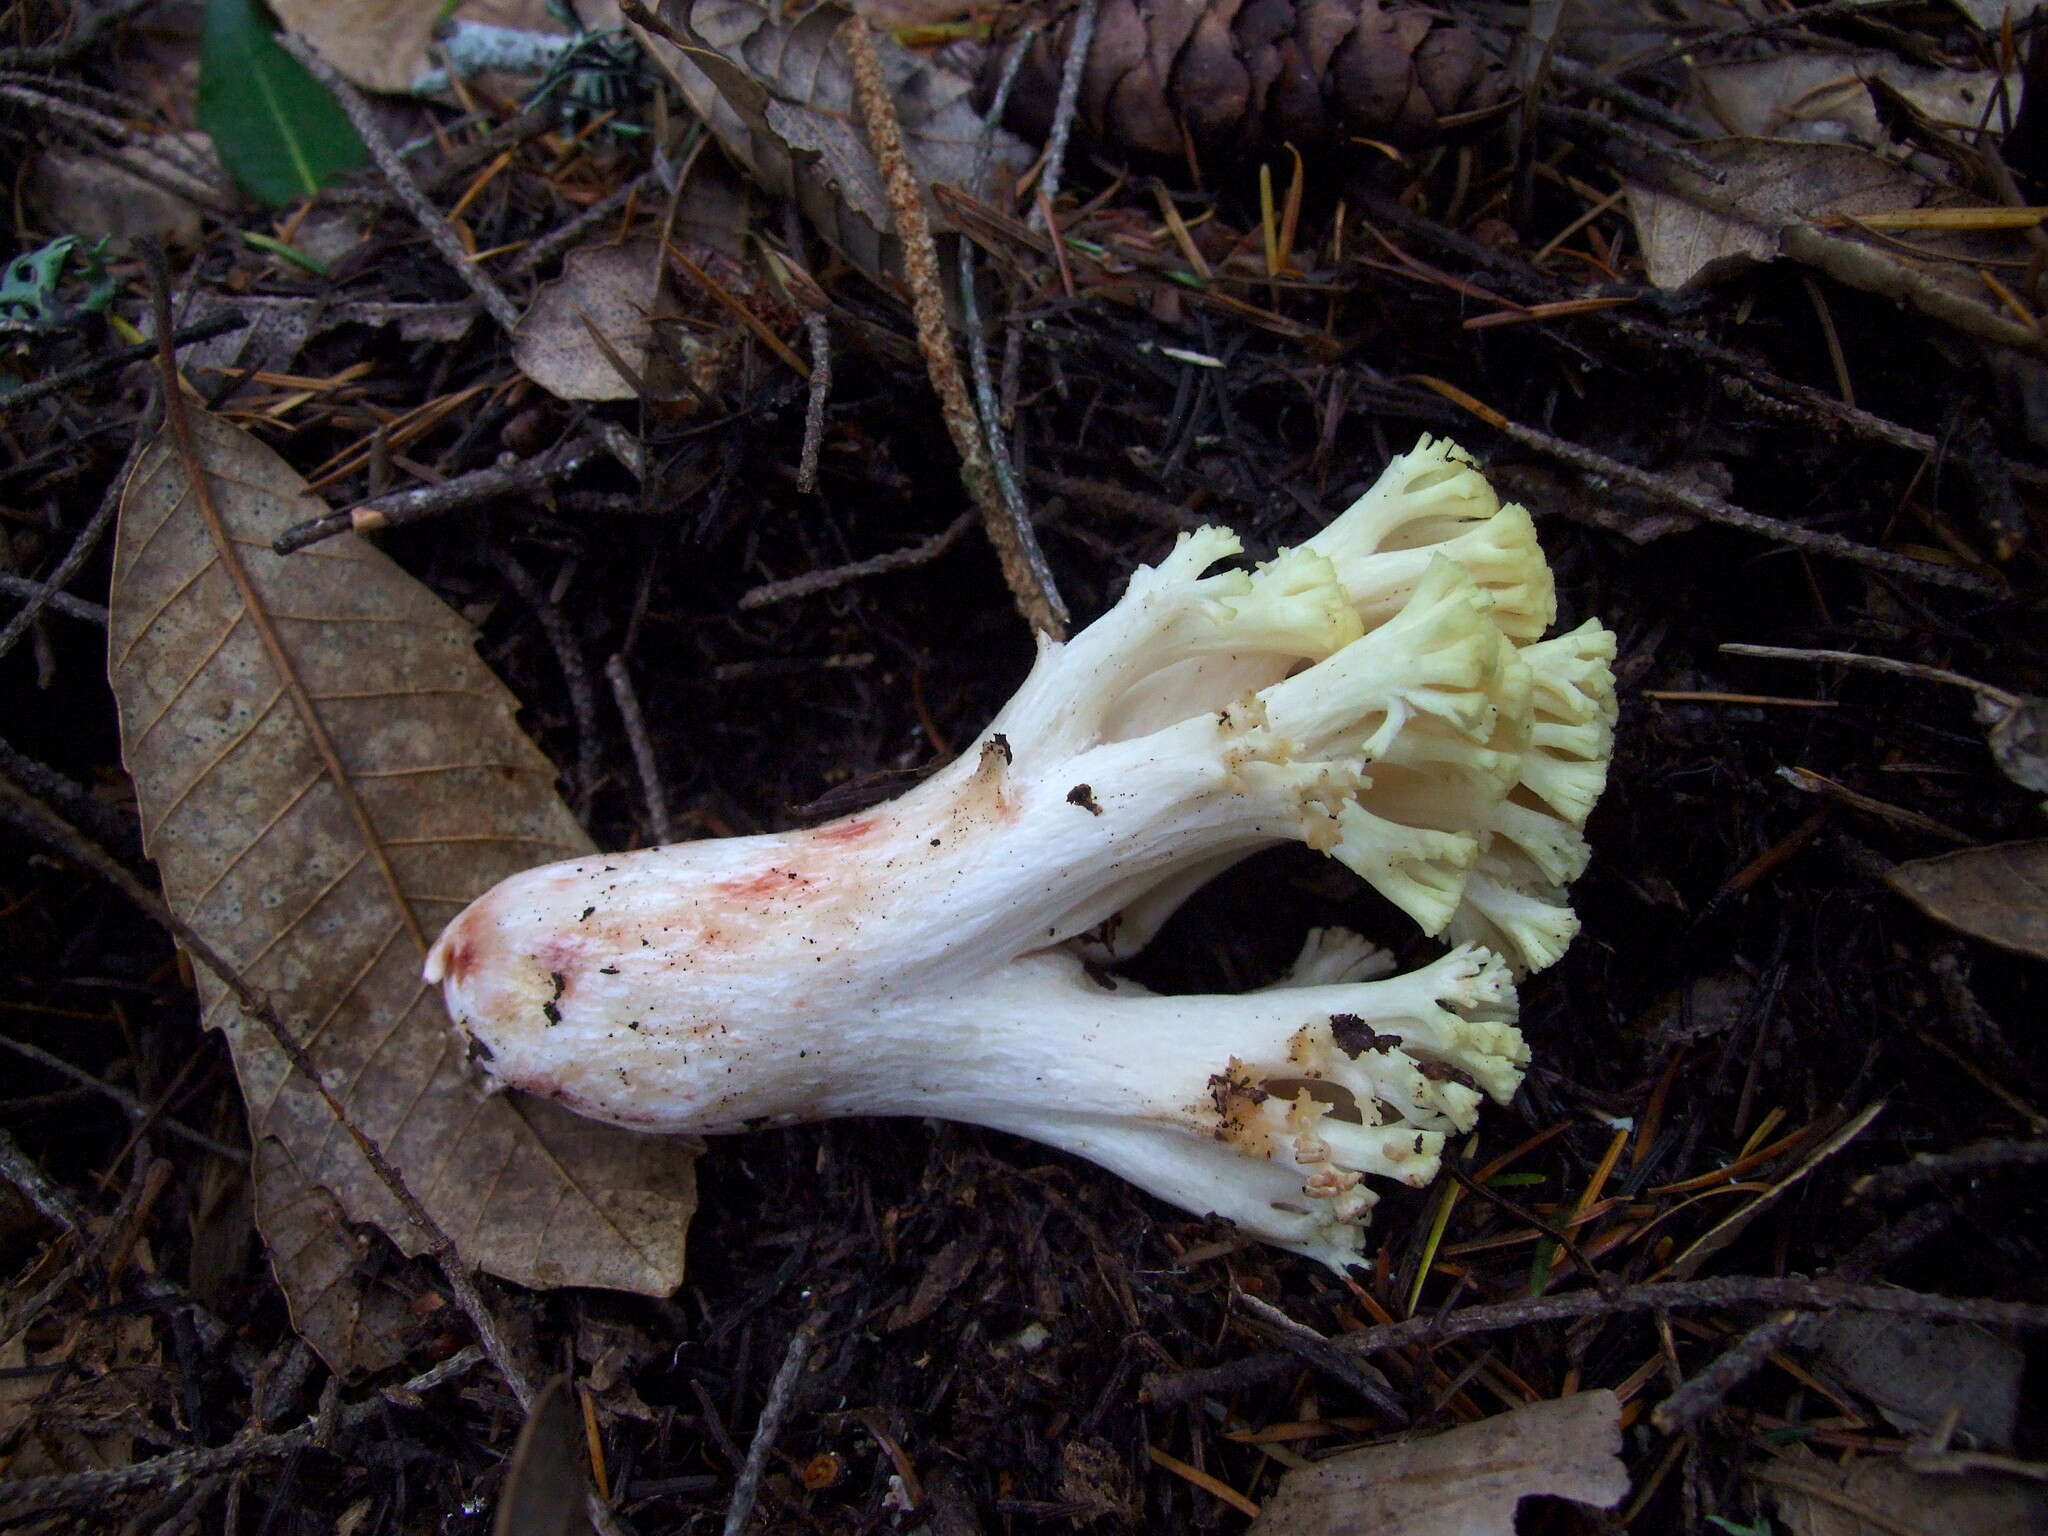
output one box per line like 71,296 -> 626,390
197,0 -> 365,207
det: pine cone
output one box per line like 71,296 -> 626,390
996,0 -> 1507,165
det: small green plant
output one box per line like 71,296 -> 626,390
0,236 -> 115,327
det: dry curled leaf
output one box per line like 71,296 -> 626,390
1626,139 -> 1940,289
1623,138 -> 2044,352
639,0 -> 1026,283
109,407 -> 696,1372
1762,1445 -> 2048,1536
26,134 -> 227,244
1885,840 -> 2048,961
512,240 -> 678,402
493,1377 -> 596,1536
1808,1312 -> 2023,1449
1246,1390 -> 1630,1536
1687,53 -> 2012,147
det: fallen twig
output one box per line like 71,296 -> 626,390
278,34 -> 522,333
721,1310 -> 825,1536
1721,643 -> 2024,708
273,435 -> 601,553
1548,56 -> 1710,140
491,548 -> 602,825
0,425 -> 146,665
0,1124 -> 94,1234
0,0 -> 153,70
505,167 -> 663,281
0,315 -> 241,416
1142,1276 -> 2048,1408
0,1143 -> 155,1353
1625,0 -> 1918,79
0,1347 -> 486,1516
0,572 -> 107,624
1030,0 -> 1099,230
737,511 -> 973,610
1652,1202 -> 1951,1432
841,13 -> 1066,637
0,1036 -> 249,1163
1417,385 -> 2005,593
1855,1138 -> 2048,1200
606,653 -> 674,845
1231,1289 -> 1406,1422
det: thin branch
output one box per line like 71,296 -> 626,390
0,425 -> 145,665
0,1125 -> 94,1234
0,1348 -> 486,1516
277,34 -> 522,333
0,315 -> 241,416
737,511 -> 973,610
955,28 -> 1066,632
606,654 -> 673,844
721,1310 -> 825,1536
840,14 -> 1066,637
505,168 -> 663,281
274,436 -> 601,554
1430,400 -> 2005,593
1231,1289 -> 1407,1423
1548,56 -> 1709,140
0,1143 -> 155,1352
0,0 -> 153,70
1030,0 -> 1099,230
1142,1276 -> 2048,1408
1625,0 -> 1915,79
1720,644 -> 2021,708
1652,1202 -> 1951,1432
797,311 -> 832,494
0,1035 -> 249,1163
0,572 -> 107,625
491,549 -> 602,825
1854,1138 -> 2048,1200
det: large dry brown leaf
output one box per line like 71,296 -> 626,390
108,407 -> 696,1370
1886,840 -> 2048,960
1246,1390 -> 1630,1536
636,0 -> 1026,284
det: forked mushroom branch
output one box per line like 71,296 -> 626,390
428,439 -> 1616,1269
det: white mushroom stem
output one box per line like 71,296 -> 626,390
427,436 -> 1616,1270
